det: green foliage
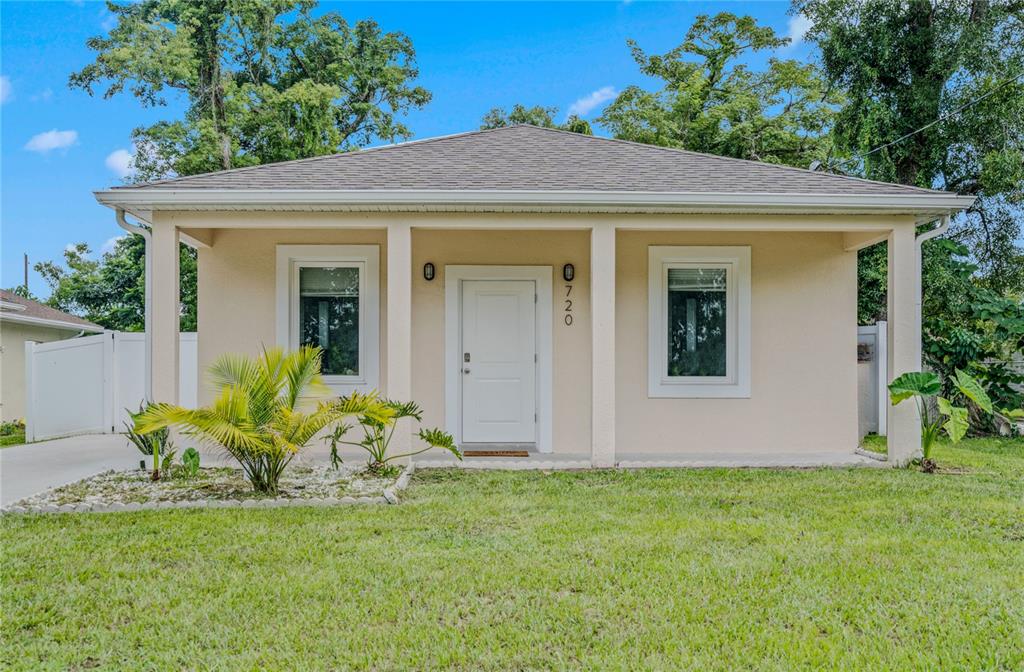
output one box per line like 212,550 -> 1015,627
480,104 -> 593,135
325,398 -> 460,473
796,0 -> 1024,291
888,368 -> 993,466
134,346 -> 388,494
71,1 -> 431,181
598,12 -> 840,167
180,447 -> 201,479
124,403 -> 175,480
35,236 -> 196,332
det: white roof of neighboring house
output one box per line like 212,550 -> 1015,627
95,124 -> 975,218
0,289 -> 104,332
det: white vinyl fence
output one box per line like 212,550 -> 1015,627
857,321 -> 888,438
25,332 -> 197,442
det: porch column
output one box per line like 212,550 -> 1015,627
886,224 -> 921,465
150,221 -> 180,404
591,223 -> 616,467
386,222 -> 413,459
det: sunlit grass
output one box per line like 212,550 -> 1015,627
3,438 -> 1023,670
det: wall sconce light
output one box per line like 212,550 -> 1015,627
563,263 -> 575,282
423,262 -> 436,281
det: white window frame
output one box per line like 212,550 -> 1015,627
648,245 -> 750,398
275,245 -> 380,395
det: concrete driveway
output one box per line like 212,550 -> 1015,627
1,434 -> 140,506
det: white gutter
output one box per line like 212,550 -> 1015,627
116,208 -> 153,402
94,188 -> 977,215
0,312 -> 104,332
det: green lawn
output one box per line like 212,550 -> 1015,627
4,439 -> 1024,671
0,430 -> 25,447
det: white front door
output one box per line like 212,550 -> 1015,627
461,280 -> 537,443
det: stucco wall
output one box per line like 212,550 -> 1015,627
195,226 -> 388,403
1,322 -> 74,421
187,214 -> 861,456
616,230 -> 858,454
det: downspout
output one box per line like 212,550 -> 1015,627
914,214 -> 950,367
116,208 -> 153,402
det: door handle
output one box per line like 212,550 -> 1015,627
463,368 -> 471,374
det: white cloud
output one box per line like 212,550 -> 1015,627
785,14 -> 813,48
566,85 -> 618,118
31,88 -> 53,102
105,148 -> 135,178
24,129 -> 78,153
101,235 -> 125,254
0,76 -> 11,104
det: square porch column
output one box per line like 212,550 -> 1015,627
591,224 -> 616,467
386,222 -> 413,459
886,224 -> 922,464
150,221 -> 180,404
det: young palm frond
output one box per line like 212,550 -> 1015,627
135,346 -> 384,494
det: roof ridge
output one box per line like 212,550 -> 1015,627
520,125 -> 946,195
117,126 -> 515,189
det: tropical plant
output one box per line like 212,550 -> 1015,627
180,447 -> 201,479
125,403 -> 174,480
888,368 -> 993,472
325,399 -> 460,475
134,346 -> 389,494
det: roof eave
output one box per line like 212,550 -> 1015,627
95,188 -> 976,217
0,312 -> 105,332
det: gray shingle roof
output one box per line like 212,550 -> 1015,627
0,289 -> 104,330
118,124 -> 948,196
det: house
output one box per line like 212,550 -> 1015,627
94,125 -> 974,466
0,289 -> 104,422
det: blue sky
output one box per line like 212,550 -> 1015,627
1,1 -> 810,296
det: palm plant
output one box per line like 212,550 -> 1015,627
134,346 -> 389,494
124,403 -> 174,481
888,368 -> 993,471
326,399 -> 460,474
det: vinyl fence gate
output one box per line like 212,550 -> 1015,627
24,332 -> 197,442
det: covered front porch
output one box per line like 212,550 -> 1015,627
140,211 -> 923,467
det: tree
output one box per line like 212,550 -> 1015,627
71,1 -> 432,181
480,103 -> 593,134
35,237 -> 197,332
795,0 -> 1024,291
598,12 -> 841,167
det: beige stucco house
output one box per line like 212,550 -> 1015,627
0,289 -> 104,421
95,125 -> 974,466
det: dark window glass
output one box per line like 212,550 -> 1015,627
667,267 -> 727,377
299,267 -> 359,376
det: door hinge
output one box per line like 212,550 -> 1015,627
534,293 -> 538,303
534,353 -> 538,363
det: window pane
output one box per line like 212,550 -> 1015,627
299,267 -> 359,376
667,267 -> 726,377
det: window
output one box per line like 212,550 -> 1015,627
276,245 -> 379,393
648,246 -> 750,398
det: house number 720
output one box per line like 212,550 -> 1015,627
564,284 -> 573,326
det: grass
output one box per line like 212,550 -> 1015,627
3,438 -> 1024,671
0,430 -> 26,448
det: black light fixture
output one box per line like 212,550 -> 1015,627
563,263 -> 575,282
423,262 -> 436,281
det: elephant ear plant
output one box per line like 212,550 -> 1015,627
135,346 -> 390,494
326,399 -> 461,476
888,368 -> 993,472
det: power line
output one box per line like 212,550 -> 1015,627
821,69 -> 1024,172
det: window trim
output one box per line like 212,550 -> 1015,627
648,245 -> 751,398
275,245 -> 380,395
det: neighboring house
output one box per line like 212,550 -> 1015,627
0,289 -> 104,421
95,125 -> 974,466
